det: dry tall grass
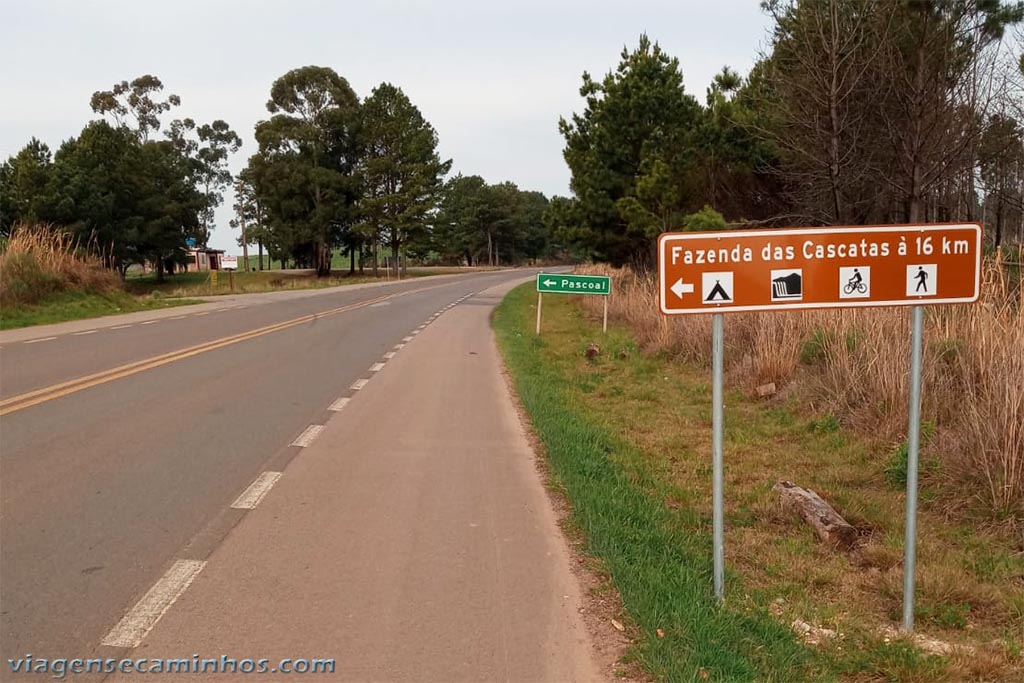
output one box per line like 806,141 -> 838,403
578,262 -> 1024,518
0,224 -> 119,307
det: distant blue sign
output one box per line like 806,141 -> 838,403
185,237 -> 197,248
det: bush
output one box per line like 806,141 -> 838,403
0,224 -> 120,307
575,261 -> 1024,518
884,421 -> 938,487
800,328 -> 836,364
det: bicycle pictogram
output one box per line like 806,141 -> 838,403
843,269 -> 867,295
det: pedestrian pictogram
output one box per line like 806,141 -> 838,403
702,272 -> 733,304
771,269 -> 803,301
907,264 -> 936,296
839,266 -> 871,298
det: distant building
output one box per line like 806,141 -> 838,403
185,247 -> 225,272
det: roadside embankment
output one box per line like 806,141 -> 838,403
0,225 -> 196,329
494,281 -> 1023,682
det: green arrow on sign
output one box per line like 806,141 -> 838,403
536,273 -> 611,296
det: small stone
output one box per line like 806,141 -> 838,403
792,619 -> 837,646
756,382 -> 777,398
586,343 -> 600,359
611,619 -> 625,632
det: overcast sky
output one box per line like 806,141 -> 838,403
0,0 -> 772,252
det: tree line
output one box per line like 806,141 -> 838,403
0,70 -> 558,280
232,67 -> 556,276
0,76 -> 240,279
7,1 -> 1022,280
551,0 -> 1024,268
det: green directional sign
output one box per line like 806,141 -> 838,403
536,273 -> 611,296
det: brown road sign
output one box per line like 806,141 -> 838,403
658,223 -> 982,315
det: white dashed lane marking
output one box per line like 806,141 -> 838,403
328,397 -> 350,412
140,321 -> 159,325
351,379 -> 370,391
23,337 -> 57,344
72,330 -> 97,336
369,362 -> 385,372
383,351 -> 396,359
291,424 -> 324,448
101,559 -> 206,648
111,325 -> 132,329
230,472 -> 282,509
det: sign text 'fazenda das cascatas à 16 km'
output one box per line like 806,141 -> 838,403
659,223 -> 982,315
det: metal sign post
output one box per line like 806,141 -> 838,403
657,223 -> 982,616
221,256 -> 238,294
903,305 -> 924,631
711,313 -> 725,602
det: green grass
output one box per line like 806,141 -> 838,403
0,290 -> 200,330
884,422 -> 938,488
493,284 -> 823,682
493,283 -> 1024,682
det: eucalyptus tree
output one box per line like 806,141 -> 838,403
251,66 -> 361,276
168,118 -> 242,243
89,75 -> 181,142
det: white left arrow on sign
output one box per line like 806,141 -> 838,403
543,279 -> 556,286
670,278 -> 695,298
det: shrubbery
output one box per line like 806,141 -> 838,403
0,225 -> 120,308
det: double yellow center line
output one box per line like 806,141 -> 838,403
0,283 -> 445,416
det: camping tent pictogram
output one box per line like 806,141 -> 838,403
705,280 -> 731,302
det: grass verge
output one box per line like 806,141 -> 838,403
0,290 -> 199,330
493,283 -> 1023,682
494,283 -> 822,682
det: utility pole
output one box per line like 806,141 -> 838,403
240,217 -> 250,272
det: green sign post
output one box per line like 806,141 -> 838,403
535,272 -> 612,335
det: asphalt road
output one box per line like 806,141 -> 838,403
0,268 -> 593,680
108,279 -> 599,682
